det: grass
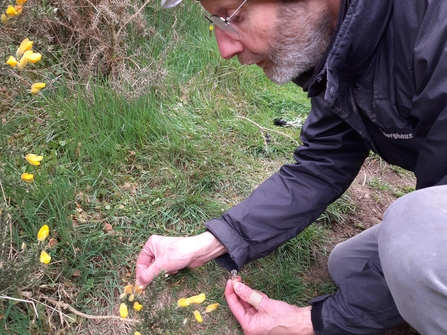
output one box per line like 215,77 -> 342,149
1,1 -> 352,334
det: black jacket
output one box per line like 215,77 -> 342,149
205,0 -> 447,274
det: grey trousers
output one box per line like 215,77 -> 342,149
311,185 -> 447,335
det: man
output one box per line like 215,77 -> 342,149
135,0 -> 447,333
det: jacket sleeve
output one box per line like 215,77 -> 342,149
411,1 -> 447,189
205,97 -> 370,271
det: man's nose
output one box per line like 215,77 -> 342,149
215,27 -> 244,60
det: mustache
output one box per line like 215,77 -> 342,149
237,51 -> 266,65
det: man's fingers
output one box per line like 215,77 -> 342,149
248,291 -> 264,309
135,264 -> 159,287
233,282 -> 267,310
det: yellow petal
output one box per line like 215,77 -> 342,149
205,303 -> 219,313
31,82 -> 46,90
134,332 -> 142,335
30,88 -> 39,95
6,56 -> 18,68
134,285 -> 143,294
39,250 -> 51,264
177,297 -> 190,307
21,172 -> 34,183
1,14 -> 9,25
119,303 -> 128,318
37,225 -> 50,242
128,294 -> 135,302
133,302 -> 143,311
14,5 -> 23,15
16,0 -> 27,5
188,293 -> 206,304
26,52 -> 42,63
17,55 -> 27,70
6,5 -> 17,17
193,310 -> 203,323
25,154 -> 44,166
16,38 -> 33,58
123,284 -> 133,294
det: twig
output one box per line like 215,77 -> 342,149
116,0 -> 152,38
0,180 -> 7,205
0,295 -> 39,318
20,292 -> 138,325
236,116 -> 299,148
237,116 -> 269,151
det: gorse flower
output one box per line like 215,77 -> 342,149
6,5 -> 17,17
193,310 -> 203,323
6,56 -> 18,68
133,302 -> 143,311
21,172 -> 34,182
1,13 -> 8,24
26,52 -> 42,63
40,250 -> 51,264
37,225 -> 50,242
14,5 -> 23,15
25,154 -> 44,165
16,0 -> 27,5
205,303 -> 219,313
119,303 -> 128,318
31,82 -> 46,95
16,38 -> 33,58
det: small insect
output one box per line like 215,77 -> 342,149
230,269 -> 238,283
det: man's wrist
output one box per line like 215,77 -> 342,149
192,231 -> 227,264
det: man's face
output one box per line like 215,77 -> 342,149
201,0 -> 336,84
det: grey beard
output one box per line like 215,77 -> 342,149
262,5 -> 334,84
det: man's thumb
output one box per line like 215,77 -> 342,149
234,282 -> 265,310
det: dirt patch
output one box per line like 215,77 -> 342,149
307,156 -> 419,335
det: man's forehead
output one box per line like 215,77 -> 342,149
200,0 -> 247,12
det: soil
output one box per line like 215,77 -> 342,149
306,156 -> 419,335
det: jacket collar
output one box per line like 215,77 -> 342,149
294,0 -> 394,101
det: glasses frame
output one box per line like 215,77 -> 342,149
205,0 -> 248,40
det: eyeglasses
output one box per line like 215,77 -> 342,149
205,0 -> 248,40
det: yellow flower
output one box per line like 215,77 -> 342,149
205,303 -> 219,313
31,82 -> 46,95
16,0 -> 27,5
14,5 -> 23,15
134,285 -> 143,294
16,38 -> 33,58
1,14 -> 9,24
17,55 -> 28,71
25,154 -> 44,166
187,293 -> 206,304
6,5 -> 17,17
128,294 -> 135,302
177,297 -> 190,307
6,56 -> 18,68
134,332 -> 142,335
119,303 -> 128,318
37,225 -> 50,242
26,52 -> 42,63
21,172 -> 34,183
40,250 -> 51,264
123,284 -> 133,294
193,310 -> 203,323
133,302 -> 143,311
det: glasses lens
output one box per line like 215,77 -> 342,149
210,16 -> 240,40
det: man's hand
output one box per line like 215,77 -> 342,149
135,231 -> 227,287
225,279 -> 316,335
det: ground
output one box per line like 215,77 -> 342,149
306,155 -> 419,335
